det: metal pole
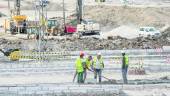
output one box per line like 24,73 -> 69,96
8,0 -> 11,18
63,0 -> 66,27
16,0 -> 20,15
77,0 -> 83,24
38,0 -> 42,62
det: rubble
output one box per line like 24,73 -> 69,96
84,6 -> 170,28
128,68 -> 146,75
0,29 -> 170,51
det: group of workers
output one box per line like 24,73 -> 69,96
75,52 -> 104,83
75,51 -> 129,84
0,48 -> 129,84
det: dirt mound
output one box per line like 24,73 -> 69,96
84,6 -> 170,28
102,25 -> 139,39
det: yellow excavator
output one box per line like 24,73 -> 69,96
0,49 -> 21,61
3,0 -> 27,34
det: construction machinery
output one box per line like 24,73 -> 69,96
76,0 -> 101,36
3,0 -> 28,34
10,15 -> 27,34
77,19 -> 100,35
0,49 -> 20,61
4,0 -> 101,36
47,18 -> 64,36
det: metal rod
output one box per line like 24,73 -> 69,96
7,0 -> 11,18
16,0 -> 20,15
63,0 -> 66,27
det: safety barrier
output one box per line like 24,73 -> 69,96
8,50 -> 71,61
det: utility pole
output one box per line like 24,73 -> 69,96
15,0 -> 20,15
7,0 -> 11,18
63,0 -> 66,27
77,0 -> 83,24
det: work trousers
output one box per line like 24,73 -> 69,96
77,72 -> 84,83
83,69 -> 87,82
122,67 -> 128,84
94,69 -> 102,83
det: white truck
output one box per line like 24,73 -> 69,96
77,19 -> 101,36
139,27 -> 161,37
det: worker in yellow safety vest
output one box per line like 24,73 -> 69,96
75,51 -> 86,83
83,55 -> 93,82
92,53 -> 104,83
122,52 -> 129,84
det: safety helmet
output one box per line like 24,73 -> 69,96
97,52 -> 101,56
80,51 -> 84,56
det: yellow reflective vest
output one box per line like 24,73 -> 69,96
125,55 -> 129,65
75,57 -> 85,73
122,55 -> 129,68
86,58 -> 92,69
93,57 -> 104,69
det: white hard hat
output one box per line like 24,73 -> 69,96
97,52 -> 101,55
121,48 -> 127,53
121,50 -> 125,53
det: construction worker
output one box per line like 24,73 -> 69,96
122,52 -> 129,84
22,20 -> 27,34
75,51 -> 86,83
92,53 -> 104,83
83,55 -> 93,82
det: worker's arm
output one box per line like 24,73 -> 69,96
86,63 -> 93,71
102,60 -> 104,68
91,61 -> 94,70
103,63 -> 104,68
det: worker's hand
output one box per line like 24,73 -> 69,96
89,69 -> 94,72
89,69 -> 95,73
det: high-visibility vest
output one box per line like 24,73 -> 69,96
93,57 -> 104,69
40,17 -> 47,26
125,55 -> 129,65
86,58 -> 92,69
75,57 -> 84,73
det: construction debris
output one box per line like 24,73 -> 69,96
0,28 -> 170,51
84,6 -> 170,28
128,68 -> 146,75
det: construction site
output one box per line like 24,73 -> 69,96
0,0 -> 170,96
